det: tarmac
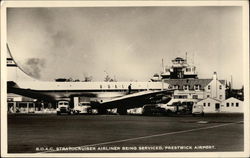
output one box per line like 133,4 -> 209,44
7,113 -> 244,153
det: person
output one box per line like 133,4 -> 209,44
128,84 -> 132,94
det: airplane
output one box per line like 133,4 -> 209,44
6,44 -> 173,114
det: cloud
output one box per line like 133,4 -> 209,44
24,58 -> 46,79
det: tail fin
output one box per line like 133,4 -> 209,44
7,44 -> 36,82
6,44 -> 18,67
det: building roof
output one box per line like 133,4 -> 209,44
164,78 -> 226,90
174,57 -> 185,61
219,80 -> 226,85
197,97 -> 221,103
164,79 -> 212,90
222,97 -> 243,103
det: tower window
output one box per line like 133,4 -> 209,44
219,85 -> 222,89
236,103 -> 239,107
208,85 -> 211,90
183,85 -> 189,90
227,103 -> 229,107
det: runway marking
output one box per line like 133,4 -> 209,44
41,121 -> 243,153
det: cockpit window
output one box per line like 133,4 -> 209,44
59,101 -> 68,105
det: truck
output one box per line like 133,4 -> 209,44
56,100 -> 72,115
192,103 -> 204,116
158,101 -> 185,114
158,100 -> 196,114
73,102 -> 92,114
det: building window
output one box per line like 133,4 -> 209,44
221,105 -> 224,107
108,85 -> 110,89
203,103 -> 206,107
236,103 -> 239,107
100,85 -> 102,89
194,85 -> 200,91
208,85 -> 211,90
115,85 -> 117,88
207,95 -> 210,98
174,95 -> 187,99
219,95 -> 222,99
231,103 -> 234,107
183,85 -> 189,90
227,103 -> 229,107
173,85 -> 179,89
208,103 -> 210,107
192,95 -> 198,99
219,85 -> 222,89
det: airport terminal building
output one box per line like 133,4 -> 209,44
158,57 -> 242,113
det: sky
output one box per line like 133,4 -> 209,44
7,6 -> 243,88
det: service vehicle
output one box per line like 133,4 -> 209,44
56,100 -> 72,115
142,104 -> 166,116
73,102 -> 92,114
192,103 -> 204,116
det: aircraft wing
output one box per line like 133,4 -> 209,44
94,90 -> 173,109
7,81 -> 97,102
7,81 -> 56,101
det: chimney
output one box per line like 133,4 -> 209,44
213,72 -> 217,80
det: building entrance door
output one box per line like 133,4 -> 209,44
215,103 -> 220,111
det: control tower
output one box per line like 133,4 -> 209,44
161,57 -> 197,79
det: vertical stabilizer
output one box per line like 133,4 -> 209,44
7,44 -> 36,82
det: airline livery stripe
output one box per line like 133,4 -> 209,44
7,64 -> 17,67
